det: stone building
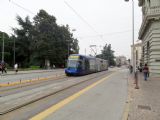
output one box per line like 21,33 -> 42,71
138,0 -> 160,77
131,42 -> 142,68
116,56 -> 127,66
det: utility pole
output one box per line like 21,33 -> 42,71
125,0 -> 135,74
99,45 -> 104,59
67,40 -> 71,57
14,38 -> 15,65
2,32 -> 4,62
68,41 -> 69,57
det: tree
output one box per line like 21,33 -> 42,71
33,10 -> 79,67
97,44 -> 116,66
0,31 -> 13,66
32,10 -> 58,67
12,9 -> 79,68
13,16 -> 34,67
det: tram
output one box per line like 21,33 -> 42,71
65,54 -> 108,76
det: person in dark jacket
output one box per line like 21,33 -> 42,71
129,65 -> 133,74
1,61 -> 7,74
143,63 -> 149,81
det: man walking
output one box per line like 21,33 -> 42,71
143,63 -> 149,81
1,61 -> 7,74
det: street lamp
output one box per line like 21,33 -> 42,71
0,32 -> 5,62
13,37 -> 15,65
67,29 -> 76,57
67,40 -> 70,57
99,45 -> 104,59
125,0 -> 135,74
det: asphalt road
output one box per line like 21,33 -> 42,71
0,70 -> 112,120
0,67 -> 128,120
32,68 -> 128,120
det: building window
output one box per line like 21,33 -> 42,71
142,46 -> 145,66
136,50 -> 138,66
142,46 -> 145,58
147,41 -> 150,54
147,0 -> 150,7
147,41 -> 150,63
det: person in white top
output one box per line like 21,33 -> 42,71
14,63 -> 18,74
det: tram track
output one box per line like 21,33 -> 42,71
0,70 -> 112,115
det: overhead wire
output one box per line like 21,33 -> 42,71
77,29 -> 139,39
64,1 -> 104,41
9,0 -> 35,15
8,1 -> 138,43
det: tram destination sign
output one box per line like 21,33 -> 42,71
69,55 -> 79,60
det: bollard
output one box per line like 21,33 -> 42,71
134,71 -> 139,89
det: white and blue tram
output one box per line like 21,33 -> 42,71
65,54 -> 108,76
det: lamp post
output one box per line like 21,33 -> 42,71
99,45 -> 104,59
67,29 -> 76,57
125,0 -> 135,74
1,32 -> 5,62
67,40 -> 70,57
13,38 -> 15,65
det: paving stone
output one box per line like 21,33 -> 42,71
128,72 -> 160,120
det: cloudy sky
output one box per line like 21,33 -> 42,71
0,0 -> 142,58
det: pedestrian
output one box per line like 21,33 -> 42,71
1,61 -> 7,74
0,63 -> 2,74
129,65 -> 133,74
143,63 -> 149,81
52,64 -> 55,69
14,63 -> 18,74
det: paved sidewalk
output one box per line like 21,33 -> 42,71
0,69 -> 65,86
127,72 -> 160,120
0,69 -> 58,75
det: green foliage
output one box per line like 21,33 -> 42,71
28,66 -> 40,70
96,44 -> 116,66
0,31 -> 13,65
5,9 -> 80,68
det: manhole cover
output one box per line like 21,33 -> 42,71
138,105 -> 151,110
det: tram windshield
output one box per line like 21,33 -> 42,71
67,60 -> 79,68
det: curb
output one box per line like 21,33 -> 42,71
0,70 -> 58,76
0,74 -> 66,87
121,74 -> 133,120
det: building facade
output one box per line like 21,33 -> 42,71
131,42 -> 142,68
138,0 -> 160,77
116,56 -> 127,66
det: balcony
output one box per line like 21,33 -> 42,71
143,6 -> 160,19
139,6 -> 160,39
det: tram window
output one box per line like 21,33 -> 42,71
78,61 -> 82,69
68,60 -> 78,68
85,59 -> 89,70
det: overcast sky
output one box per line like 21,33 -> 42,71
0,0 -> 142,58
